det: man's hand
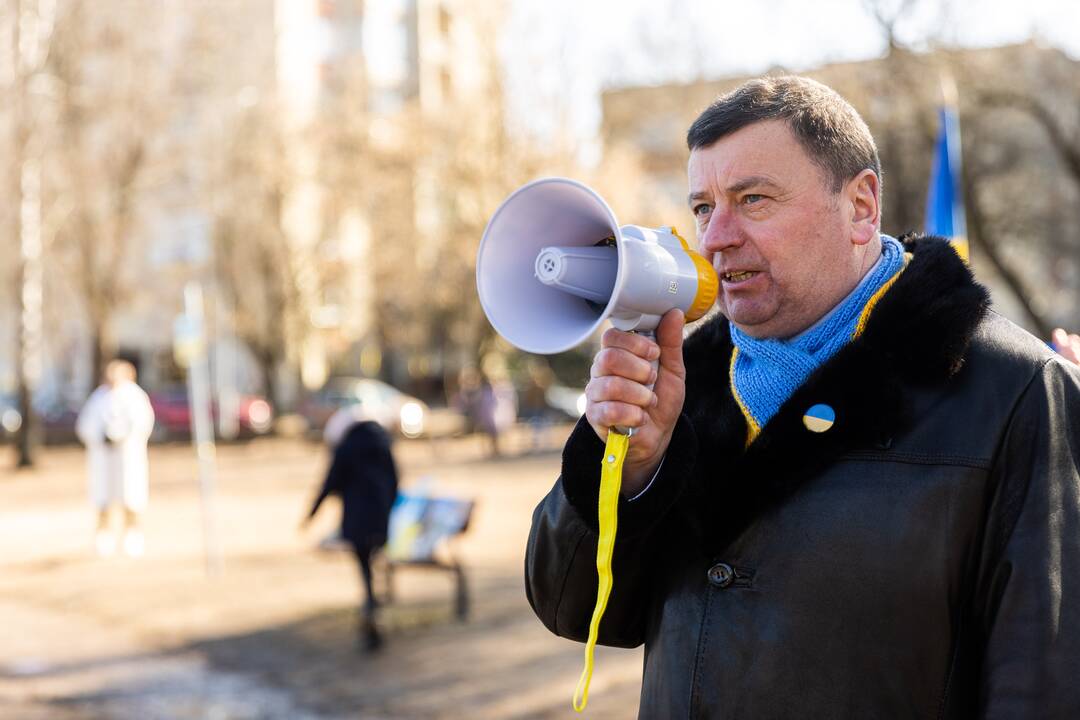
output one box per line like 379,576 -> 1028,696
1052,328 -> 1080,366
585,309 -> 686,497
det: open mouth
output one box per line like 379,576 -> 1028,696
723,270 -> 758,282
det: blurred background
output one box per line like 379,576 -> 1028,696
1,0 -> 1078,718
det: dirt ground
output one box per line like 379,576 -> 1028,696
0,427 -> 644,719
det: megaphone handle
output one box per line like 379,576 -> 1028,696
614,330 -> 658,438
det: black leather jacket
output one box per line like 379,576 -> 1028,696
525,239 -> 1080,718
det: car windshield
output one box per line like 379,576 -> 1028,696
321,379 -> 404,408
375,383 -> 397,401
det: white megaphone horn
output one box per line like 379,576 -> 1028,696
476,177 -> 718,355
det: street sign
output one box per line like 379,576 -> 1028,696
172,314 -> 205,369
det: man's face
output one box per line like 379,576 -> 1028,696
688,120 -> 870,339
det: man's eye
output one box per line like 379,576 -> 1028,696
742,194 -> 765,205
692,203 -> 712,217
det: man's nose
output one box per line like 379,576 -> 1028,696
700,209 -> 743,255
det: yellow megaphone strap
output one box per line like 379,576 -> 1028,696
573,430 -> 630,712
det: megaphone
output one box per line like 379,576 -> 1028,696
476,177 -> 718,354
476,177 -> 719,712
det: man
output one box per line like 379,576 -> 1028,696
525,76 -> 1080,717
76,359 -> 156,557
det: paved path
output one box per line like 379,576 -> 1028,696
0,431 -> 643,719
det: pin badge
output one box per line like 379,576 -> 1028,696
803,404 -> 835,433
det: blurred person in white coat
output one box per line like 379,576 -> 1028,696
76,360 -> 156,557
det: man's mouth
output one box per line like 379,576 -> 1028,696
723,270 -> 758,282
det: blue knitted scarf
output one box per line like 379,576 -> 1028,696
730,235 -> 906,436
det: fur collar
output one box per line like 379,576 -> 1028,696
680,235 -> 990,554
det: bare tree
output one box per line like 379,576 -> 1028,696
306,5 -> 577,393
862,0 -> 924,53
976,89 -> 1080,192
46,0 -> 170,385
405,22 -> 572,383
963,79 -> 1080,336
210,101 -> 304,406
7,0 -> 57,467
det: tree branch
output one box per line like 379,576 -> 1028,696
977,89 -> 1080,183
962,161 -> 1052,338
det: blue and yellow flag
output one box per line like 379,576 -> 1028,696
925,106 -> 969,261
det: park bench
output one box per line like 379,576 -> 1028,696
380,492 -> 475,621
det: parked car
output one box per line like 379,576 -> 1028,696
299,377 -> 428,439
149,387 -> 274,441
38,399 -> 81,445
0,396 -> 85,445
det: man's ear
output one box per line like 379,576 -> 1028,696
846,169 -> 880,246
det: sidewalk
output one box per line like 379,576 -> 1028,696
0,430 -> 642,719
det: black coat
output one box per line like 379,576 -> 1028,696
310,420 -> 399,552
525,237 -> 1080,718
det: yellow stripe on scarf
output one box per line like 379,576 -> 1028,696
729,347 -> 761,447
854,252 -> 911,338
